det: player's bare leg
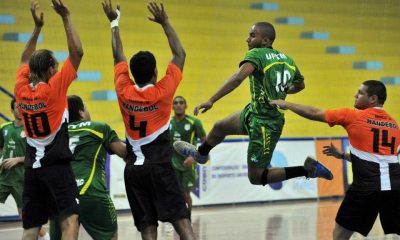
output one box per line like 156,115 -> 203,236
171,218 -> 195,240
333,223 -> 353,240
59,214 -> 79,240
141,225 -> 157,240
22,227 -> 40,240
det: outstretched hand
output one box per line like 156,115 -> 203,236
194,101 -> 213,116
147,1 -> 168,26
51,0 -> 70,18
30,0 -> 44,27
322,143 -> 342,159
102,0 -> 120,22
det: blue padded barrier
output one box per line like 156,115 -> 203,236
352,61 -> 383,70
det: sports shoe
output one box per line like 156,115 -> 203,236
173,141 -> 209,164
304,156 -> 333,180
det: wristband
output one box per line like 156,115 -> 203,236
110,9 -> 120,28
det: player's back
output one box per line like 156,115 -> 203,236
241,47 -> 304,117
114,61 -> 182,165
14,58 -> 77,168
68,120 -> 116,196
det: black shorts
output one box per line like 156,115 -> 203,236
336,190 -> 400,236
22,163 -> 79,229
124,162 -> 189,231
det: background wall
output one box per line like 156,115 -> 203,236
1,0 -> 399,138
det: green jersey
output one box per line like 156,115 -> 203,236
0,121 -> 25,185
68,121 -> 120,197
170,115 -> 206,171
240,47 -> 304,118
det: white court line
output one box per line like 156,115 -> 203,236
0,227 -> 22,232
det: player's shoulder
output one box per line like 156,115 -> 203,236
185,115 -> 201,124
0,121 -> 13,130
69,120 -> 108,137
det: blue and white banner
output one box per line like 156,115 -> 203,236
192,139 -> 318,205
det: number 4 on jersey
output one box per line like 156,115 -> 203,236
129,115 -> 147,138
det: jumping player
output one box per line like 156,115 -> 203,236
174,22 -> 333,187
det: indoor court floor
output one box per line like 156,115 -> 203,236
1,199 -> 399,240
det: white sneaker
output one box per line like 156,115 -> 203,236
173,141 -> 209,164
164,222 -> 174,233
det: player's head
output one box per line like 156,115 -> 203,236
247,22 -> 275,50
172,96 -> 187,115
68,95 -> 91,122
354,80 -> 386,109
28,49 -> 59,85
10,98 -> 20,120
130,51 -> 157,86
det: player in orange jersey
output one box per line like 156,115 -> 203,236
270,80 -> 400,239
14,1 -> 83,239
102,0 -> 195,239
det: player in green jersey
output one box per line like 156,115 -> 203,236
174,22 -> 333,187
0,99 -> 25,216
0,99 -> 50,240
170,96 -> 206,218
49,95 -> 126,240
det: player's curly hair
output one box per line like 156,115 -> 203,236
130,51 -> 156,85
68,95 -> 84,123
29,49 -> 56,85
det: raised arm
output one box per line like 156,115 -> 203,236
52,0 -> 83,70
269,99 -> 326,122
194,62 -> 254,115
20,0 -> 44,65
102,0 -> 126,64
147,2 -> 186,70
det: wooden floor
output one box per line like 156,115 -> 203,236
1,199 -> 399,240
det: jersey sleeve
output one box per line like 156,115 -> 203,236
114,61 -> 133,94
325,108 -> 355,127
239,49 -> 262,70
14,64 -> 30,96
155,63 -> 182,100
194,119 -> 206,139
292,63 -> 304,84
102,123 -> 121,154
49,57 -> 77,96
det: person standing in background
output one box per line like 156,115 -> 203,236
170,96 -> 206,219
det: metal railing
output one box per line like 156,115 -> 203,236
0,86 -> 14,122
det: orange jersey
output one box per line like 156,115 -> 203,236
325,107 -> 400,190
14,58 -> 77,168
114,62 -> 182,165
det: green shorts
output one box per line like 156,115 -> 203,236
50,194 -> 117,240
0,166 -> 24,208
174,167 -> 197,191
0,183 -> 23,208
240,104 -> 284,169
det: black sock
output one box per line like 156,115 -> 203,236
284,166 -> 307,180
198,141 -> 213,156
